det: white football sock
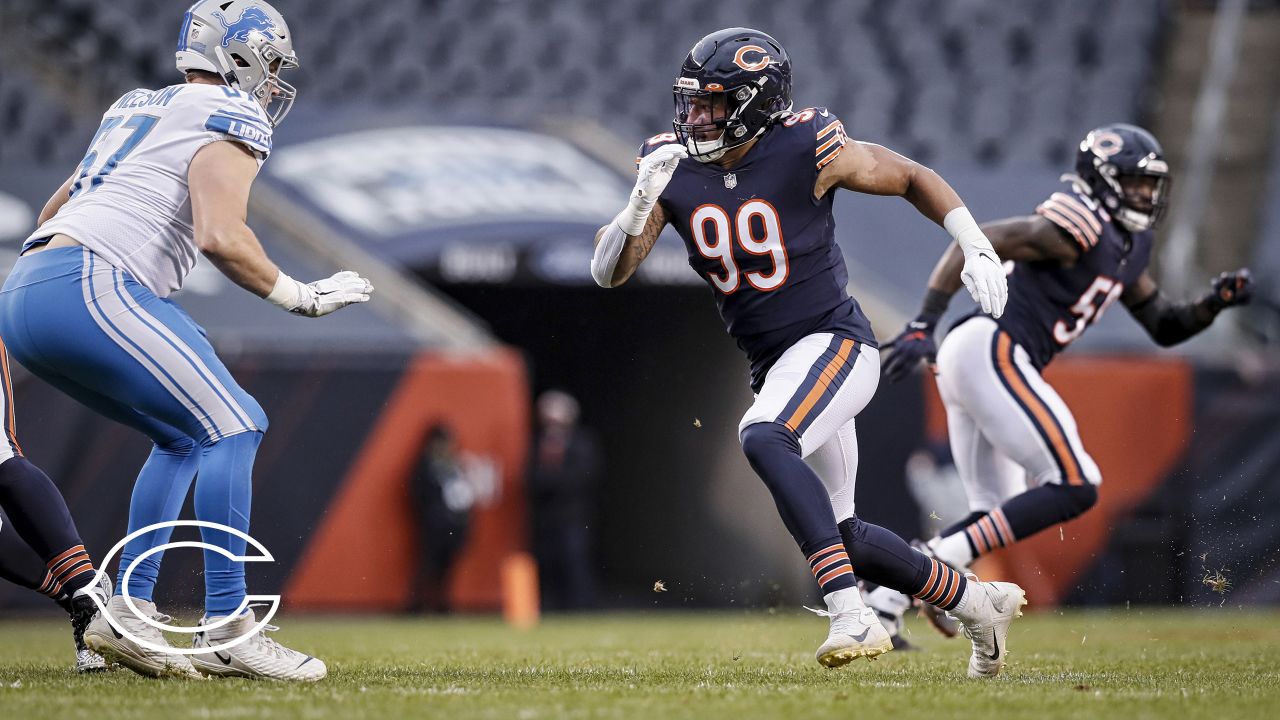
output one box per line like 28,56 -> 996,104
865,586 -> 912,621
825,586 -> 867,614
950,582 -> 975,617
931,532 -> 976,569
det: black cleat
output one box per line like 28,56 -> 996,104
69,573 -> 112,673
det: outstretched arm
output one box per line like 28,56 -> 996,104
189,140 -> 281,296
816,141 -> 961,223
1123,269 -> 1252,347
923,215 -> 1080,306
881,215 -> 1079,382
189,140 -> 372,317
816,141 -> 1007,316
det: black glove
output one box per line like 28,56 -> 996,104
1202,268 -> 1253,313
881,316 -> 939,383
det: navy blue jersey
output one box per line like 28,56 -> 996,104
637,108 -> 876,391
993,184 -> 1153,369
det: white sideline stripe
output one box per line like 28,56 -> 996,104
98,263 -> 255,437
79,250 -> 222,439
108,267 -> 256,434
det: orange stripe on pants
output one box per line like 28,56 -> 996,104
783,339 -> 855,433
996,334 -> 1083,484
0,339 -> 22,456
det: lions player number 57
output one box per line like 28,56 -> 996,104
691,200 -> 788,294
71,115 -> 160,197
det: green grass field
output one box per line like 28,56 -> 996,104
1,609 -> 1278,720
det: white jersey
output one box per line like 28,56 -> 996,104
27,83 -> 272,297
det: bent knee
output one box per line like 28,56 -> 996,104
240,395 -> 268,434
740,421 -> 800,464
1056,482 -> 1098,518
155,434 -> 198,454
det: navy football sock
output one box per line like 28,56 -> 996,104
0,508 -> 49,592
195,431 -> 262,617
741,422 -> 855,594
839,516 -> 967,611
957,484 -> 1098,558
0,457 -> 96,597
0,457 -> 83,561
938,511 -> 987,539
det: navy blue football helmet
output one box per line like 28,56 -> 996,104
1075,124 -> 1170,233
672,28 -> 793,163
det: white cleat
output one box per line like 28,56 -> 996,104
949,575 -> 1027,679
190,610 -> 326,682
83,596 -> 202,679
809,587 -> 894,668
75,646 -> 108,674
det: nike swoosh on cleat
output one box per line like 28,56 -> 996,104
110,625 -> 124,640
849,627 -> 871,643
295,656 -> 315,669
987,629 -> 1001,660
214,650 -> 233,665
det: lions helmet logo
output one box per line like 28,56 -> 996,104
213,6 -> 278,48
732,45 -> 772,72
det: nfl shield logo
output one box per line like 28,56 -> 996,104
724,173 -> 737,189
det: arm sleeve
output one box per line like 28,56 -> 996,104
1126,290 -> 1216,347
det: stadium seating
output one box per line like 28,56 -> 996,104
0,66 -> 99,170
4,0 -> 1168,168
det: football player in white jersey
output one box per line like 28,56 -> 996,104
0,1 -> 371,681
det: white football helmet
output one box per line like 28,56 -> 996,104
175,1 -> 299,126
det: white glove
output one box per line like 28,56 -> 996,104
945,207 -> 1008,318
616,144 -> 688,235
266,270 -> 373,317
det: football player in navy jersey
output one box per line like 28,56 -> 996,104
591,27 -> 1026,677
873,124 -> 1251,638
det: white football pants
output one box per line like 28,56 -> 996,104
738,333 -> 880,521
934,316 -> 1101,514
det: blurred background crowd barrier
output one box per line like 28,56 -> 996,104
0,0 -> 1277,614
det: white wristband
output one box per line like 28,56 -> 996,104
943,206 -> 994,255
265,271 -> 304,310
591,221 -> 629,288
614,192 -> 655,237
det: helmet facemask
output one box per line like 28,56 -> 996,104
248,45 -> 298,126
1098,156 -> 1170,232
673,77 -> 783,163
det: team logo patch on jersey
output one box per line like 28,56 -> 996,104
213,6 -> 278,48
732,45 -> 772,71
723,172 -> 737,189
